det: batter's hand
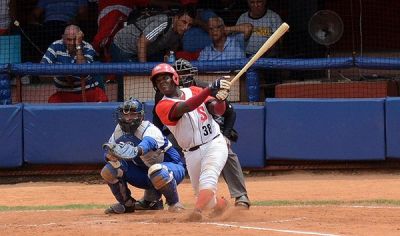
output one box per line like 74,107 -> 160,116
210,76 -> 231,92
215,89 -> 229,101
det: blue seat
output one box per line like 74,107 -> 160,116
0,35 -> 21,63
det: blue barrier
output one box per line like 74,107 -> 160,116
0,74 -> 11,105
265,98 -> 386,161
10,57 -> 355,76
0,104 -> 23,168
23,103 -> 119,164
385,98 -> 400,158
355,57 -> 400,70
231,104 -> 265,168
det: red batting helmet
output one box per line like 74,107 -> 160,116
150,63 -> 180,89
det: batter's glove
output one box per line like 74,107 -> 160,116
215,89 -> 230,101
209,76 -> 231,92
102,142 -> 139,161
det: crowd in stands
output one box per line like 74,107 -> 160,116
2,0 -> 285,102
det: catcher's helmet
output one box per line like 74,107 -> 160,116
173,58 -> 198,87
117,97 -> 144,133
150,63 -> 179,90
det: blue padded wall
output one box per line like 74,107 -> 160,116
386,98 -> 400,159
265,98 -> 386,161
231,104 -> 265,168
0,104 -> 23,168
144,102 -> 265,168
24,103 -> 119,164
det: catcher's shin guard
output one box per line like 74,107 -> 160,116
148,164 -> 179,205
108,181 -> 133,205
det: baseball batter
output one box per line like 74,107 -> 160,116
152,58 -> 251,208
100,97 -> 185,214
151,63 -> 231,221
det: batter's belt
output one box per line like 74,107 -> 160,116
183,134 -> 220,152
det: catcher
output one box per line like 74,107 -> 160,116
152,58 -> 251,209
101,97 -> 185,214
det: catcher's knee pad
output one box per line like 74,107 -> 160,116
148,164 -> 173,190
101,163 -> 123,184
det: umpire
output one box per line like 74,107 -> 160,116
152,58 -> 251,208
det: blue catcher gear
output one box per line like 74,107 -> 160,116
103,142 -> 139,161
173,58 -> 198,87
117,97 -> 144,133
148,164 -> 180,206
101,163 -> 136,214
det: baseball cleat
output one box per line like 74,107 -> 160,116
104,198 -> 136,214
234,195 -> 250,209
168,202 -> 185,212
209,197 -> 228,218
134,199 -> 164,210
186,209 -> 202,222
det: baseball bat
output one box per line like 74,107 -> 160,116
230,22 -> 290,85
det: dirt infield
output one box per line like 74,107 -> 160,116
1,170 -> 400,236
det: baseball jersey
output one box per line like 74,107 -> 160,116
108,120 -> 181,167
236,9 -> 282,55
156,87 -> 222,150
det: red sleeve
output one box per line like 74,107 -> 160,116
155,100 -> 178,126
190,86 -> 214,103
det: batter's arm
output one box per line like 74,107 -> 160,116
206,99 -> 226,116
169,87 -> 212,120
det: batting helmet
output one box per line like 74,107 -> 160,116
173,58 -> 198,87
150,63 -> 180,89
116,97 -> 144,133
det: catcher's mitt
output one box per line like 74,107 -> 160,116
102,142 -> 139,161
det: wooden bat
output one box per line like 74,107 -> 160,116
230,22 -> 290,85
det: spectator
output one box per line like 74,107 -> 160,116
198,16 -> 252,60
92,0 -> 174,62
236,0 -> 283,98
177,9 -> 216,61
111,6 -> 195,63
236,0 -> 282,57
28,0 -> 88,55
41,25 -> 108,103
0,0 -> 16,35
110,6 -> 195,101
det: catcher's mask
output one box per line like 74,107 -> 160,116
173,58 -> 198,88
117,97 -> 144,133
150,63 -> 179,90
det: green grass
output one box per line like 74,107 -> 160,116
1,200 -> 399,212
252,199 -> 400,206
0,204 -> 108,212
